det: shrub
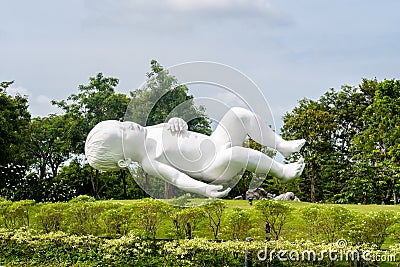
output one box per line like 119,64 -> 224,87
98,204 -> 135,236
35,202 -> 67,233
0,199 -> 35,229
347,210 -> 398,248
0,229 -> 396,266
202,199 -> 226,239
301,205 -> 353,242
68,195 -> 95,203
170,206 -> 205,239
0,200 -> 12,228
254,199 -> 291,240
224,208 -> 252,240
64,200 -> 120,235
132,198 -> 171,239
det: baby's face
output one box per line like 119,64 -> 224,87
122,121 -> 147,160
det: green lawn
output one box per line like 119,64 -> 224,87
108,199 -> 400,246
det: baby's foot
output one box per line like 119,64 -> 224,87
280,158 -> 305,183
277,139 -> 306,157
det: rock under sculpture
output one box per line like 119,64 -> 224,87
245,188 -> 275,200
85,107 -> 305,198
274,192 -> 300,201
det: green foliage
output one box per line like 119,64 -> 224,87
0,199 -> 35,229
132,198 -> 171,239
0,81 -> 31,167
202,199 -> 226,239
223,207 -> 253,240
52,73 -> 131,199
68,195 -> 96,203
282,99 -> 337,202
347,210 -> 398,249
170,206 -> 205,239
0,230 -> 397,266
350,79 -> 400,204
126,60 -> 212,199
64,197 -> 120,235
53,73 -> 130,154
127,60 -> 211,134
35,202 -> 67,233
0,81 -> 31,200
254,199 -> 292,240
282,79 -> 400,204
301,205 -> 354,242
98,204 -> 135,236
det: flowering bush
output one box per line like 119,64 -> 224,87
0,229 -> 398,266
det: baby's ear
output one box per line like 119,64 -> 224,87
118,158 -> 132,168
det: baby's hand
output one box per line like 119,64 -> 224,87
167,117 -> 188,133
205,184 -> 231,198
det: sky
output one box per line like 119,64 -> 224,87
1,0 -> 400,130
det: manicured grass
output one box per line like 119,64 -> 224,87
109,199 -> 400,244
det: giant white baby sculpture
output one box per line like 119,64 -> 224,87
85,107 -> 305,198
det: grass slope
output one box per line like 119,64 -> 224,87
111,199 -> 400,246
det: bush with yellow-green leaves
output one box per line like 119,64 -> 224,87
0,229 -> 398,266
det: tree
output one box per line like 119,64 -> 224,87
126,60 -> 212,198
202,199 -> 226,239
133,198 -> 170,239
316,86 -> 369,202
350,79 -> 400,204
302,205 -> 353,242
27,114 -> 75,180
53,73 -> 130,154
254,199 -> 292,240
53,73 -> 131,199
170,207 -> 205,239
0,81 -> 31,200
281,78 -> 400,204
224,208 -> 252,240
127,60 -> 211,135
282,99 -> 336,202
0,80 -> 30,166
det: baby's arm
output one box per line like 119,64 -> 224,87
142,159 -> 230,198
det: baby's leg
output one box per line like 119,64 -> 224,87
202,146 -> 305,183
211,107 -> 305,157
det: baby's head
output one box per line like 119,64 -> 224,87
85,120 -> 146,171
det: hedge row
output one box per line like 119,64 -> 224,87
1,197 -> 400,247
0,229 -> 399,266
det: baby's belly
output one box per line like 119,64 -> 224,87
164,134 -> 218,174
149,128 -> 218,175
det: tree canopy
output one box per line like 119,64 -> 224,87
0,68 -> 399,204
281,78 -> 400,204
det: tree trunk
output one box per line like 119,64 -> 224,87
164,182 -> 175,199
310,161 -> 316,203
120,169 -> 127,199
144,172 -> 149,191
90,169 -> 101,199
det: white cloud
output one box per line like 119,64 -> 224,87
82,0 -> 291,29
5,86 -> 61,117
35,95 -> 51,105
33,95 -> 62,116
166,0 -> 283,18
7,86 -> 30,96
